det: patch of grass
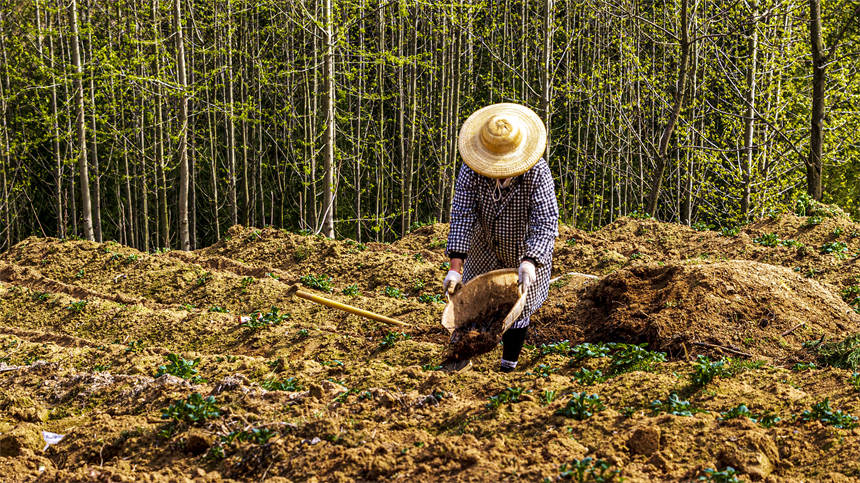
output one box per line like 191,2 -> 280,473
719,403 -> 752,421
779,239 -> 803,248
841,286 -> 860,313
720,227 -> 740,237
161,392 -> 220,425
813,333 -> 860,369
753,233 -> 780,247
300,273 -> 334,292
565,238 -> 577,247
422,364 -> 442,371
209,306 -> 228,313
691,355 -> 731,386
528,364 -> 557,378
850,372 -> 860,391
411,279 -> 426,291
261,377 -> 302,392
155,353 -> 204,383
222,427 -> 276,446
557,392 -> 605,420
650,393 -> 697,416
379,331 -> 411,349
31,291 -> 50,302
800,398 -> 857,429
553,457 -> 622,482
609,343 -> 666,374
196,271 -> 212,286
293,245 -> 311,262
296,329 -> 310,339
804,215 -> 823,227
342,284 -> 360,296
487,387 -> 526,409
383,286 -> 406,299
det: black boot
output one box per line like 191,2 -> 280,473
500,327 -> 527,373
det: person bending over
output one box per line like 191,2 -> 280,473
443,103 -> 559,373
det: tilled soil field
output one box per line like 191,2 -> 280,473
1,211 -> 860,481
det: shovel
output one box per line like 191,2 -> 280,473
287,285 -> 410,328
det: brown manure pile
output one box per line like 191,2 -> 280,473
567,260 -> 860,361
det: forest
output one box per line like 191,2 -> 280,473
0,0 -> 858,252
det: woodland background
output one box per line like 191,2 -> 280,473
0,0 -> 858,251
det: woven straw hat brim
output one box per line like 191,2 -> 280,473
458,103 -> 547,179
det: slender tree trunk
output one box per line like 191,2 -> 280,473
807,0 -> 824,200
69,0 -> 94,241
85,4 -> 101,242
226,0 -> 238,226
152,0 -> 168,248
742,2 -> 759,218
542,0 -> 553,162
645,0 -> 691,215
321,0 -> 336,238
174,0 -> 190,250
46,8 -> 65,238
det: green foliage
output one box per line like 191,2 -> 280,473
699,467 -> 741,483
608,343 -> 666,373
296,329 -> 310,339
813,334 -> 860,369
629,210 -> 652,220
820,241 -> 848,256
557,393 -> 605,420
800,398 -> 857,429
161,393 -> 220,425
208,306 -> 228,313
487,387 -> 526,409
31,291 -> 50,302
383,286 -> 406,299
125,339 -> 144,353
378,331 -> 411,349
342,284 -> 360,296
758,413 -> 781,428
650,393 -> 696,416
541,390 -> 557,406
849,372 -> 860,392
417,293 -> 444,303
156,353 -> 204,383
554,457 -> 622,482
240,276 -> 254,289
565,238 -> 578,247
719,403 -> 752,421
293,245 -> 311,262
222,427 -> 277,446
720,227 -> 740,237
300,274 -> 333,292
841,286 -> 860,313
572,368 -> 606,385
66,300 -> 88,313
262,377 -> 302,392
569,342 -> 613,361
691,355 -> 731,386
753,233 -> 780,247
791,362 -> 816,372
528,364 -> 558,378
540,340 -> 573,356
242,306 -> 289,329
196,271 -> 212,286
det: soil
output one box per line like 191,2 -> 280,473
443,302 -> 516,362
0,213 -> 859,481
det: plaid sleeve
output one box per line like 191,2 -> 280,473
523,160 -> 559,267
446,164 -> 479,258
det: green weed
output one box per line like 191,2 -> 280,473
691,355 -> 731,386
528,364 -> 557,378
66,300 -> 88,313
650,393 -> 696,416
418,293 -> 444,303
800,398 -> 857,429
379,331 -> 411,349
242,306 -> 289,329
487,387 -> 526,409
209,306 -> 228,313
820,241 -> 848,256
753,233 -> 780,247
161,392 -> 220,425
850,372 -> 860,391
813,334 -> 860,369
156,353 -> 204,383
792,362 -> 816,371
554,457 -> 622,482
262,377 -> 302,392
571,368 -> 606,385
125,339 -> 144,354
541,390 -> 557,406
540,340 -> 573,356
569,342 -> 612,361
557,393 -> 605,420
383,286 -> 406,299
699,466 -> 741,482
719,404 -> 752,421
196,271 -> 212,286
342,284 -> 360,296
31,291 -> 50,302
300,274 -> 333,292
720,227 -> 740,237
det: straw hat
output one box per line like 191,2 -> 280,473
458,103 -> 547,179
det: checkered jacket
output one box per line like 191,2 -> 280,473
446,158 -> 559,328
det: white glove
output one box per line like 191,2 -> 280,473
443,270 -> 462,294
518,260 -> 536,291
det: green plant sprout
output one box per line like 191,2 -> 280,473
557,393 -> 605,420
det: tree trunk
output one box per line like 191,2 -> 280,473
226,0 -> 238,226
152,0 -> 168,248
85,4 -> 101,242
645,0 -> 691,216
321,0 -> 336,238
69,0 -> 94,241
174,0 -> 190,250
742,1 -> 759,218
807,0 -> 824,200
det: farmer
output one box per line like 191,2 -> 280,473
443,103 -> 559,372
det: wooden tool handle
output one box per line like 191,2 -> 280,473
288,285 -> 410,328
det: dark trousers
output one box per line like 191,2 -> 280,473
502,327 -> 528,362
